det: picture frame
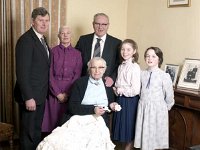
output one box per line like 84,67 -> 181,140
164,64 -> 180,86
177,58 -> 200,91
168,0 -> 191,7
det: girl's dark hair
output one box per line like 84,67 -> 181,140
120,39 -> 139,63
31,7 -> 49,20
144,47 -> 163,68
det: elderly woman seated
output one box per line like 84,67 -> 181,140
37,57 -> 120,150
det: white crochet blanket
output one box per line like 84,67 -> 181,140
37,115 -> 115,150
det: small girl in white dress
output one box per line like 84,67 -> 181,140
134,47 -> 174,150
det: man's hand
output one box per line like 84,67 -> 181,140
104,76 -> 114,87
25,98 -> 36,111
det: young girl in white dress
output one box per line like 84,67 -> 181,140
134,47 -> 175,150
112,39 -> 141,150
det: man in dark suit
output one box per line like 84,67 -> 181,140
75,13 -> 122,87
14,7 -> 50,150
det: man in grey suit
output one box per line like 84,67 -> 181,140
75,13 -> 121,87
14,7 -> 50,150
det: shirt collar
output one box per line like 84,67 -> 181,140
59,43 -> 72,50
147,67 -> 159,72
94,34 -> 106,42
32,27 -> 43,39
89,76 -> 102,86
122,58 -> 133,64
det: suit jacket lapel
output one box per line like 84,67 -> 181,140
37,40 -> 50,65
102,34 -> 110,61
86,34 -> 94,60
30,28 -> 50,65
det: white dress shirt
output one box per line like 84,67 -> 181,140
91,34 -> 106,58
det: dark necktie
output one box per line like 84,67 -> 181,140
41,38 -> 49,57
93,38 -> 101,57
146,72 -> 152,88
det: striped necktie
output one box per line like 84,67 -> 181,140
93,38 -> 101,57
41,37 -> 49,57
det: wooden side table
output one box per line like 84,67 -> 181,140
169,89 -> 200,150
0,122 -> 14,148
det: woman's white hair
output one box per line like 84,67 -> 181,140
58,26 -> 70,33
87,57 -> 107,72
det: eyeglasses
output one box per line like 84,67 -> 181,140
94,22 -> 108,27
90,66 -> 105,70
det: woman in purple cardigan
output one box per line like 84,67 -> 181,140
42,26 -> 82,133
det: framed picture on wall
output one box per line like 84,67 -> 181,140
168,0 -> 191,7
164,64 -> 179,86
177,58 -> 200,91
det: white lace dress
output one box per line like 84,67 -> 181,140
37,115 -> 115,150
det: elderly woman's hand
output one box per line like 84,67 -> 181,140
94,106 -> 106,116
57,93 -> 68,103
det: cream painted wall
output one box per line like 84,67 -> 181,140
66,0 -> 128,46
66,0 -> 200,71
127,0 -> 200,69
